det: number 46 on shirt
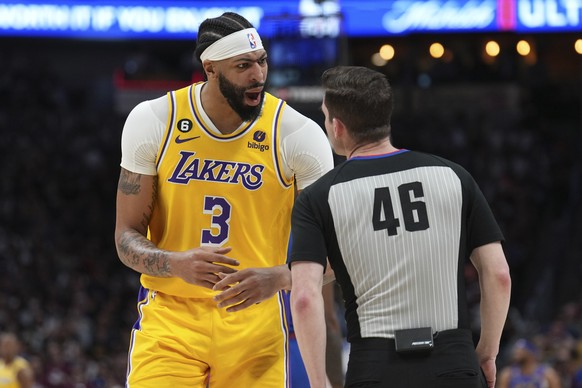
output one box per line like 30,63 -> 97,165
372,182 -> 430,236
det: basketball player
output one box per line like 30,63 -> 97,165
289,66 -> 512,388
0,333 -> 34,388
497,339 -> 561,388
114,12 -> 334,387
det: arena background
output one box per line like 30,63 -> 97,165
0,0 -> 581,386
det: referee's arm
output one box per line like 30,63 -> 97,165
290,261 -> 328,388
470,241 -> 512,388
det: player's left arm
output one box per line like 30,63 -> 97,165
214,260 -> 334,312
213,111 -> 334,311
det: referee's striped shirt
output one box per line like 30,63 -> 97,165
289,149 -> 504,341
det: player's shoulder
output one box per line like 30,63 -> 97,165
122,94 -> 168,148
277,101 -> 321,133
127,95 -> 167,120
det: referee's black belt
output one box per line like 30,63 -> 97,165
350,328 -> 472,351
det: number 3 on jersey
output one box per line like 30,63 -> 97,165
201,196 -> 231,245
372,182 -> 430,236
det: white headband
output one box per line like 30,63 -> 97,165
200,28 -> 263,62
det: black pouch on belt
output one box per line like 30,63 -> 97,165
394,327 -> 434,354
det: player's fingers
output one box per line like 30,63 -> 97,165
213,282 -> 241,302
209,263 -> 238,276
212,274 -> 235,292
210,253 -> 239,266
212,271 -> 244,290
200,245 -> 232,254
214,246 -> 232,254
212,283 -> 228,292
216,290 -> 246,309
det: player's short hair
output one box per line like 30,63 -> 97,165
195,12 -> 255,63
322,66 -> 393,144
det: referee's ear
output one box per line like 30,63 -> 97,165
332,117 -> 347,140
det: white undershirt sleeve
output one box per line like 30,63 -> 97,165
121,94 -> 333,185
279,105 -> 334,190
120,96 -> 168,176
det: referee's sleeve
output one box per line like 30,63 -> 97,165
466,177 -> 505,251
289,190 -> 328,269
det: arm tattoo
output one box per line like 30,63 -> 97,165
117,174 -> 170,276
140,176 -> 158,231
118,169 -> 141,195
143,250 -> 171,276
117,229 -> 171,277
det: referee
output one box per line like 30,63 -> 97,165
289,66 -> 511,388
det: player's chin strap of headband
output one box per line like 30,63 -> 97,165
200,28 -> 264,62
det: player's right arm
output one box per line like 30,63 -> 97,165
115,168 -> 238,288
114,99 -> 238,289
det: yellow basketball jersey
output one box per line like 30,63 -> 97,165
0,357 -> 30,388
141,83 -> 294,298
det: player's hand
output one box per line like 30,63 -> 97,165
172,246 -> 239,289
212,266 -> 286,312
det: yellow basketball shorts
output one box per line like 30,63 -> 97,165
126,287 -> 290,387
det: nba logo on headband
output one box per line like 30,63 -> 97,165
200,28 -> 264,62
247,32 -> 257,49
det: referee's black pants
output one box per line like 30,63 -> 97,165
345,328 -> 487,388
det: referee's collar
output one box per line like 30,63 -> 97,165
349,149 -> 408,160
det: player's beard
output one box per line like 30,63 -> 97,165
218,73 -> 265,122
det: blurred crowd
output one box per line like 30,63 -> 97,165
0,44 -> 581,387
0,54 -> 134,387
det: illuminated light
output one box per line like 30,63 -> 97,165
379,44 -> 395,61
485,40 -> 500,57
429,42 -> 445,58
575,39 -> 582,55
371,52 -> 387,66
516,40 -> 531,56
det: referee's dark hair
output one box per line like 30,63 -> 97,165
322,66 -> 393,144
194,12 -> 254,63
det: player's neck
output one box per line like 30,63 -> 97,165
347,138 -> 396,159
200,82 -> 244,134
